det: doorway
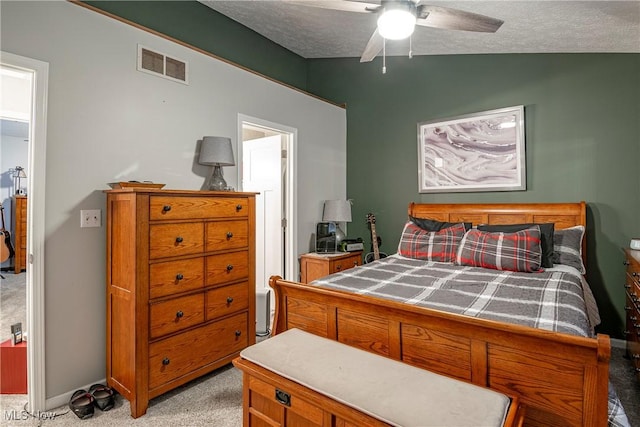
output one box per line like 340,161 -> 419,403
1,51 -> 49,414
238,116 -> 297,321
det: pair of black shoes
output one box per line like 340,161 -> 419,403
69,384 -> 115,419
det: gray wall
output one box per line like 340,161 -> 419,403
306,53 -> 640,337
1,1 -> 346,401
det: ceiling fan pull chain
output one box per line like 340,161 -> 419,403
409,36 -> 413,59
382,38 -> 387,74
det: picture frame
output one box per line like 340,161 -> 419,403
417,105 -> 526,193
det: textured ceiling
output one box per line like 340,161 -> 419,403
200,1 -> 640,59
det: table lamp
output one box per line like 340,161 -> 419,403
322,200 -> 352,247
13,166 -> 26,195
199,136 -> 235,191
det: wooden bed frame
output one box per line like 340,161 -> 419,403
270,202 -> 610,427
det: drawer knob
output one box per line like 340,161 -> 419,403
226,296 -> 234,304
624,260 -> 630,266
176,311 -> 184,318
633,354 -> 640,360
162,358 -> 170,366
626,306 -> 633,311
175,236 -> 184,244
236,204 -> 243,211
176,273 -> 184,281
226,231 -> 233,239
634,272 -> 639,277
235,330 -> 242,337
336,265 -> 342,271
624,330 -> 631,336
162,205 -> 172,212
226,264 -> 234,271
625,284 -> 631,289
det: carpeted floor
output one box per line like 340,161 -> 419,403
1,271 -> 639,426
0,271 -> 27,343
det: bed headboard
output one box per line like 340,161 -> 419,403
408,201 -> 587,265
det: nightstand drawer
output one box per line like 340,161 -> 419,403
150,293 -> 205,339
206,220 -> 248,252
150,258 -> 205,299
150,196 -> 249,220
149,222 -> 204,259
206,251 -> 249,286
206,282 -> 249,320
148,312 -> 248,390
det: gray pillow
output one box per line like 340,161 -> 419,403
553,226 -> 586,274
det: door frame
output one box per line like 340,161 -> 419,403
237,114 -> 297,283
1,51 -> 48,413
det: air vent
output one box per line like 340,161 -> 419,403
137,45 -> 188,84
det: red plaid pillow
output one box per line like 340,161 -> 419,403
455,227 -> 543,272
398,222 -> 467,262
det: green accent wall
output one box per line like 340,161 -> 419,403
306,53 -> 640,337
84,1 -> 308,90
79,1 -> 639,338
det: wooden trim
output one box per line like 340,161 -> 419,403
68,1 -> 345,109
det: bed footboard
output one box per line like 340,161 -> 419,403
269,276 -> 610,427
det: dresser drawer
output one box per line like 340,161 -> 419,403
206,220 -> 248,252
148,312 -> 248,390
206,282 -> 249,320
150,258 -> 205,299
150,293 -> 205,339
150,223 -> 204,259
206,251 -> 249,286
150,196 -> 249,221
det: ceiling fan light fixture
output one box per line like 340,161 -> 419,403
377,5 -> 416,40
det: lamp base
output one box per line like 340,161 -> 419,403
206,165 -> 227,191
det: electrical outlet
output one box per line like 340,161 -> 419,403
80,209 -> 101,228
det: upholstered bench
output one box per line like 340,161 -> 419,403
233,328 -> 525,427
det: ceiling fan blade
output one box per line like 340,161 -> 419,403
416,5 -> 503,33
283,0 -> 380,13
360,28 -> 384,62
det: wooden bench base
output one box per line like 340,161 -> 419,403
233,329 -> 526,427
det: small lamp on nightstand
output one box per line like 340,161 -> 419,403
322,200 -> 352,248
13,166 -> 26,195
199,136 -> 235,191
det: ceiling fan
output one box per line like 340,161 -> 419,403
287,0 -> 503,64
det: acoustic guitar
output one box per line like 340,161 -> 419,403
365,213 -> 388,264
0,204 -> 15,263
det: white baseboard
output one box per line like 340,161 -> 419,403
45,378 -> 106,412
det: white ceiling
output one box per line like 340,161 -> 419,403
200,1 -> 640,59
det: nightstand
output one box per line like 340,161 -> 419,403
299,251 -> 363,283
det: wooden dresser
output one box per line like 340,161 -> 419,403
105,189 -> 256,418
625,248 -> 640,381
12,196 -> 27,273
299,251 -> 362,283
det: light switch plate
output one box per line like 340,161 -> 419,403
80,209 -> 101,228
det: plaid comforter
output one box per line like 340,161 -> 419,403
311,254 -> 630,427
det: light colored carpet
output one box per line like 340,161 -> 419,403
0,272 -> 27,343
0,364 -> 242,426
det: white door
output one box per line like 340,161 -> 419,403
242,135 -> 283,290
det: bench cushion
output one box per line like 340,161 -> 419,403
240,328 -> 511,427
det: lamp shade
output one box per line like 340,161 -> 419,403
199,136 -> 235,166
322,200 -> 352,223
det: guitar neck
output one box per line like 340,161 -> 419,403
370,224 -> 380,260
